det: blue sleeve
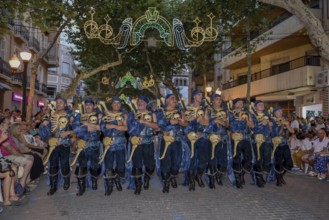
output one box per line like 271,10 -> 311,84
73,125 -> 88,139
127,112 -> 145,135
38,123 -> 51,141
156,109 -> 175,131
71,113 -> 81,130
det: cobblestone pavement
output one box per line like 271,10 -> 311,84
1,171 -> 329,220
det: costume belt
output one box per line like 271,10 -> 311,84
254,134 -> 265,161
98,136 -> 115,164
209,134 -> 221,160
127,136 -> 142,163
271,136 -> 283,159
231,132 -> 244,158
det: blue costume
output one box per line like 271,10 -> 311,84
72,98 -> 102,196
185,89 -> 212,191
100,97 -> 127,195
156,94 -> 185,193
127,96 -> 156,195
270,106 -> 293,186
205,94 -> 229,188
38,97 -> 74,195
228,98 -> 253,188
250,100 -> 272,187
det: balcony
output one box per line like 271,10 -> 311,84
0,58 -> 13,80
30,36 -> 40,53
222,56 -> 321,99
14,23 -> 30,43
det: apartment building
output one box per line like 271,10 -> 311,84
47,44 -> 85,104
218,0 -> 328,118
0,16 -> 59,114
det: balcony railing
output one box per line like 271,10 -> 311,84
14,23 -> 30,42
42,83 -> 47,94
30,36 -> 40,52
223,55 -> 321,90
0,58 -> 13,78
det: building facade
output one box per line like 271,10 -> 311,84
47,44 -> 85,104
218,0 -> 329,118
0,16 -> 59,114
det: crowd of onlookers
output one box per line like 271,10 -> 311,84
0,107 -> 328,212
0,108 -> 48,212
288,115 -> 329,180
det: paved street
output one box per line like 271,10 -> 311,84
1,171 -> 329,220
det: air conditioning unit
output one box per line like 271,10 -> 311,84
315,70 -> 329,87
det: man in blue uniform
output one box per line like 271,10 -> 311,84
72,98 -> 102,196
100,97 -> 128,196
127,96 -> 158,195
39,97 -> 75,195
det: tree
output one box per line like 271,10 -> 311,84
258,0 -> 329,66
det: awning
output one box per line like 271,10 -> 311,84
0,82 -> 12,91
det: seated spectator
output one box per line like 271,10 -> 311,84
9,123 -> 44,183
0,117 -> 33,189
302,128 -> 329,176
314,149 -> 329,180
315,116 -> 326,131
292,131 -> 314,171
0,156 -> 22,206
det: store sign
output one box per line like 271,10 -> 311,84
12,93 -> 23,102
38,101 -> 44,107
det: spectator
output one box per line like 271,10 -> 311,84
302,128 -> 329,176
9,123 -> 44,183
315,116 -> 326,131
0,117 -> 33,189
290,115 -> 300,133
292,131 -> 314,170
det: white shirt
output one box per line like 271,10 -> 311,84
301,138 -> 313,151
291,120 -> 299,130
315,123 -> 325,131
313,137 -> 329,153
289,138 -> 301,151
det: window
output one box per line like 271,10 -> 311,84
0,37 -> 6,59
62,62 -> 70,75
47,87 -> 57,98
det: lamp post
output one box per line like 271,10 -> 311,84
205,86 -> 212,99
9,51 -> 32,121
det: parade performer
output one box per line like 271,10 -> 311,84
270,106 -> 294,186
156,94 -> 187,193
205,94 -> 229,188
250,100 -> 272,187
127,96 -> 158,195
228,98 -> 254,189
71,98 -> 102,196
185,89 -> 210,191
100,97 -> 128,196
39,97 -> 75,195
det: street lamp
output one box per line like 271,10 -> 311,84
9,50 -> 32,121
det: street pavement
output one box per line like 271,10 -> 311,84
1,171 -> 329,220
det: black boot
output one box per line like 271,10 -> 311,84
275,165 -> 284,187
115,177 -> 122,191
215,165 -> 224,185
134,177 -> 142,195
281,170 -> 287,185
233,163 -> 243,189
188,170 -> 195,191
143,174 -> 150,190
161,173 -> 170,193
208,166 -> 216,189
76,177 -> 86,196
240,170 -> 245,185
47,167 -> 58,196
90,167 -> 100,190
195,169 -> 205,188
104,169 -> 116,196
276,173 -> 283,187
62,166 -> 71,190
170,176 -> 178,188
105,179 -> 114,196
255,173 -> 264,188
